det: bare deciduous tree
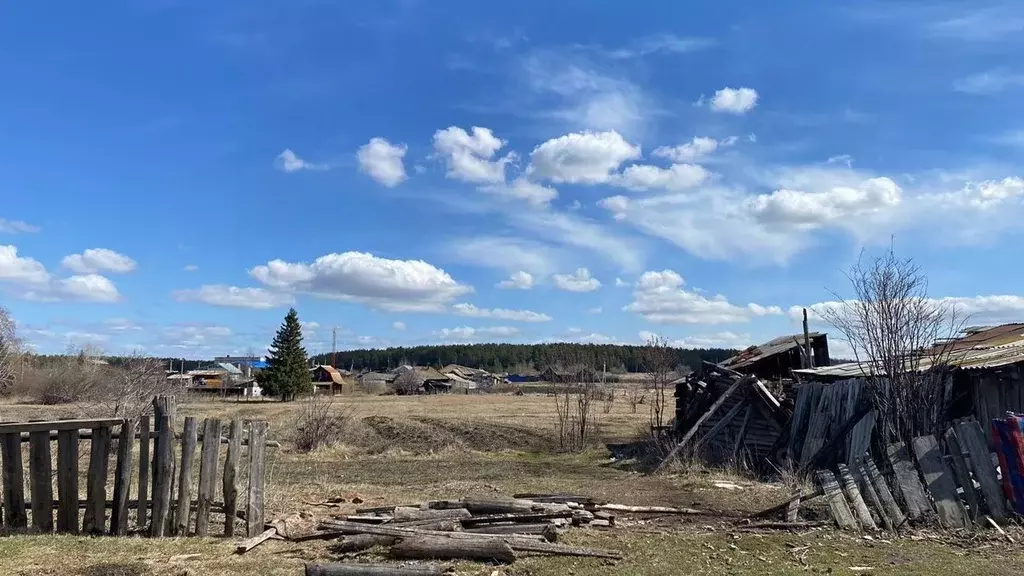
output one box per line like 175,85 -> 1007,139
549,354 -> 599,452
393,371 -> 421,395
643,335 -> 677,432
0,305 -> 21,392
98,354 -> 172,419
820,247 -> 964,448
625,378 -> 647,414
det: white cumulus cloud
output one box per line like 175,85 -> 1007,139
0,245 -> 50,284
53,274 -> 121,303
432,126 -> 513,184
357,137 -> 408,187
173,285 -> 294,309
451,302 -> 552,322
709,87 -> 759,114
62,248 -> 137,274
528,130 -> 641,184
274,149 -> 324,172
480,178 -> 558,206
553,268 -> 602,292
745,177 -> 903,228
614,163 -> 709,191
496,271 -> 535,290
249,251 -> 472,312
626,269 -> 781,324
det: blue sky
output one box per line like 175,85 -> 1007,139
3,0 -> 1024,359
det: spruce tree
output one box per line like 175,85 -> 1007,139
264,308 -> 312,401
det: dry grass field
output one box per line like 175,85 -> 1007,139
1,393 -> 1023,575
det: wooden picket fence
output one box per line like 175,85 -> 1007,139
0,395 -> 268,537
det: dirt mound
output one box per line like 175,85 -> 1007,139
355,415 -> 554,454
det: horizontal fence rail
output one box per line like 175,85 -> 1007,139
0,396 -> 269,537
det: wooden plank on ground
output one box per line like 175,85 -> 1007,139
816,469 -> 858,530
912,434 -> 968,529
111,419 -> 136,535
854,460 -> 892,531
2,432 -> 27,528
247,421 -> 268,537
83,425 -> 112,534
151,395 -> 177,537
137,415 -> 150,530
28,430 -> 53,531
175,416 -> 198,536
886,442 -> 931,521
195,417 -> 221,536
862,457 -> 906,528
0,419 -> 124,435
838,464 -> 877,531
56,429 -> 79,533
955,420 -> 1006,520
223,418 -> 242,537
651,375 -> 751,474
944,427 -> 980,523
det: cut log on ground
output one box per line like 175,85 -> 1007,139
513,493 -> 599,504
332,535 -> 398,554
749,487 -> 823,519
509,540 -> 622,560
235,527 -> 277,554
393,507 -> 472,522
343,515 -> 392,524
597,504 -> 702,515
426,499 -> 535,515
460,510 -> 573,527
391,518 -> 462,531
390,536 -> 516,564
734,521 -> 830,530
306,563 -> 442,576
463,523 -> 558,542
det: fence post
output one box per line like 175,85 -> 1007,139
28,430 -> 54,532
223,419 -> 242,536
111,419 -> 136,535
175,416 -> 198,536
137,415 -> 151,530
151,395 -> 177,537
83,425 -> 112,534
56,430 -> 80,533
246,421 -> 268,537
2,432 -> 27,528
196,418 -> 221,536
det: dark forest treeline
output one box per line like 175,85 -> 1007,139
310,343 -> 738,374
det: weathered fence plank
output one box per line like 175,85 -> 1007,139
854,461 -> 892,531
196,418 -> 221,536
0,419 -> 123,434
28,430 -> 53,531
816,469 -> 857,530
137,415 -> 151,530
151,395 -> 177,537
862,457 -> 905,528
175,416 -> 198,536
886,442 -> 931,521
912,434 -> 968,529
83,426 -> 112,534
944,428 -> 980,523
2,432 -> 27,528
247,421 -> 268,537
956,420 -> 1006,520
223,418 -> 242,537
111,419 -> 136,535
838,463 -> 877,531
56,429 -> 80,533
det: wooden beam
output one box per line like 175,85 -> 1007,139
111,419 -> 136,535
150,395 -> 177,537
195,418 -> 221,536
944,428 -> 980,523
861,457 -> 906,528
651,375 -> 752,474
246,421 -> 268,537
175,416 -> 198,536
55,430 -> 79,533
137,415 -> 151,530
912,434 -> 968,529
693,398 -> 748,451
816,469 -> 858,530
0,419 -> 124,434
82,426 -> 111,534
838,463 -> 877,531
886,442 -> 932,522
956,420 -> 1006,520
223,418 -> 243,537
2,432 -> 27,528
28,430 -> 53,532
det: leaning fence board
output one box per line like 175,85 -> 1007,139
175,416 -> 198,536
944,428 -> 980,523
2,432 -> 27,528
247,421 -> 268,537
223,418 -> 243,537
151,395 -> 177,537
838,464 -> 877,531
56,429 -> 80,533
862,457 -> 905,528
83,426 -> 112,534
28,430 -> 53,531
816,469 -> 857,530
111,419 -> 136,535
137,415 -> 151,529
196,418 -> 221,536
912,434 -> 968,529
854,461 -> 892,531
956,420 -> 1006,520
886,442 -> 931,521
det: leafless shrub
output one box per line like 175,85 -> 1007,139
626,379 -> 647,414
820,246 -> 965,447
24,346 -> 107,405
94,354 -> 173,419
294,394 -> 353,452
642,335 -> 677,432
550,358 -> 600,452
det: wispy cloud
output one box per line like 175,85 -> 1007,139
954,69 -> 1024,94
0,219 -> 40,234
578,34 -> 715,60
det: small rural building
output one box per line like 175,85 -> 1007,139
440,364 -> 501,387
393,365 -> 453,394
720,332 -> 829,381
443,371 -> 479,393
310,365 -> 355,395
